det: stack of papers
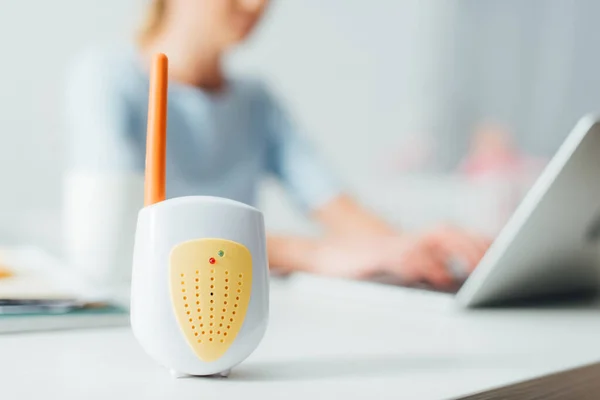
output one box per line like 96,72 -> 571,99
0,246 -> 129,333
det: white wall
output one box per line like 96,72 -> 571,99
0,1 -> 453,249
0,1 -> 138,210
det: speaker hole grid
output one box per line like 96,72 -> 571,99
174,245 -> 251,352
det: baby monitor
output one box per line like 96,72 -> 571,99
130,54 -> 269,377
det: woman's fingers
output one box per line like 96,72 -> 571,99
420,258 -> 455,288
462,233 -> 492,271
429,227 -> 489,270
377,230 -> 491,289
397,244 -> 455,288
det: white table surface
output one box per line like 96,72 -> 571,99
2,274 -> 600,400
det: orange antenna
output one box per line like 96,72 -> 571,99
144,53 -> 168,206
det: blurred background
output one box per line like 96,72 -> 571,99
1,0 -> 600,255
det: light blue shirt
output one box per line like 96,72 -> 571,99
65,48 -> 340,211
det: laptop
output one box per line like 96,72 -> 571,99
456,115 -> 600,307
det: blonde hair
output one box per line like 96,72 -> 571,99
137,0 -> 167,45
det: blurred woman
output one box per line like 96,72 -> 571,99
65,0 -> 489,290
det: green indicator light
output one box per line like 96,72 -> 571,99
218,250 -> 225,257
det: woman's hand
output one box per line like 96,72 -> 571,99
310,225 -> 490,288
270,196 -> 491,288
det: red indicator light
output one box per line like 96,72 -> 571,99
209,257 -> 216,264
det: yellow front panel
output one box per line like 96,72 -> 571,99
169,238 -> 252,362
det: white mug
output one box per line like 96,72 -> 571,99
63,170 -> 143,299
